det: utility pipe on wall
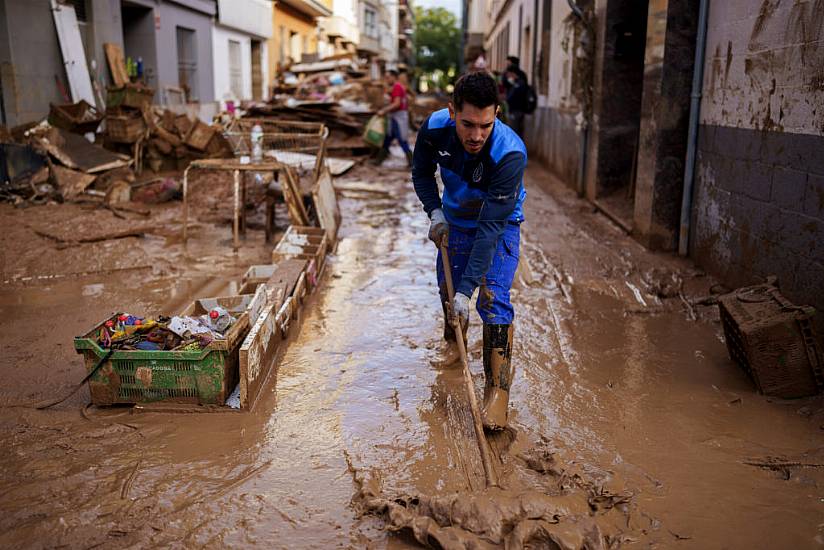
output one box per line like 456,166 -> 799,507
678,0 -> 710,256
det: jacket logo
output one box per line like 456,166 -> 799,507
438,150 -> 451,157
472,163 -> 483,182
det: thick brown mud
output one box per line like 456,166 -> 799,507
0,158 -> 822,548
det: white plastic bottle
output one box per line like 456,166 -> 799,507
251,123 -> 263,163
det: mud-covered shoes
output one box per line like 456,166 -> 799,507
481,323 -> 514,430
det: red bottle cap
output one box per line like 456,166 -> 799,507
118,314 -> 128,322
134,319 -> 143,326
209,310 -> 220,319
105,320 -> 114,328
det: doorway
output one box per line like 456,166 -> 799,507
121,1 -> 157,88
251,39 -> 263,100
592,0 -> 648,231
176,26 -> 198,101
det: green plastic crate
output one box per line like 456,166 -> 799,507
74,311 -> 248,406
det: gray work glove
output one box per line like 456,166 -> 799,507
449,292 -> 471,329
428,208 -> 449,248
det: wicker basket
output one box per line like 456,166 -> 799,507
107,112 -> 146,143
106,84 -> 155,110
719,283 -> 823,398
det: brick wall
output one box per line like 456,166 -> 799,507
690,0 -> 824,312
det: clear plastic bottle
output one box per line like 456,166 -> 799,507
251,124 -> 263,163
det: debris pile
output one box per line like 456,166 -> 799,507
96,310 -> 237,352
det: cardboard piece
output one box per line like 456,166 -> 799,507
51,165 -> 96,200
104,43 -> 129,87
312,165 -> 341,245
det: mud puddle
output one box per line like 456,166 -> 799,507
0,161 -> 822,548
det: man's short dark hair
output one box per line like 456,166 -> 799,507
452,71 -> 498,111
507,55 -> 520,66
388,68 -> 399,76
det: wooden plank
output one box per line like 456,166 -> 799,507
263,258 -> 308,296
51,1 -> 96,105
238,296 -> 294,410
312,165 -> 340,245
103,43 -> 129,88
282,167 -> 310,226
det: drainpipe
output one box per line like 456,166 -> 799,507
678,0 -> 710,256
567,0 -> 588,198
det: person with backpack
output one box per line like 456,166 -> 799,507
503,57 -> 537,138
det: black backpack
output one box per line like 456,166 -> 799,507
525,84 -> 538,114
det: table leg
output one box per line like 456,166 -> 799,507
233,169 -> 240,252
182,165 -> 190,246
240,173 -> 247,237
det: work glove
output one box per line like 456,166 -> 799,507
449,292 -> 471,329
428,208 -> 449,248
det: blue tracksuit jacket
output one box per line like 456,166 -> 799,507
412,108 -> 527,297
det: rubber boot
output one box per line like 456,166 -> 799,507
371,147 -> 389,166
431,298 -> 467,368
482,324 -> 514,430
405,150 -> 414,167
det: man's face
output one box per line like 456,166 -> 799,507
449,102 -> 498,155
386,73 -> 396,85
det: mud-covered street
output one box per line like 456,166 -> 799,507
1,156 -> 822,548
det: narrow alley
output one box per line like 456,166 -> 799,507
1,157 -> 821,548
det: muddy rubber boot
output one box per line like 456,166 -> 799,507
482,324 -> 514,430
430,299 -> 467,368
405,150 -> 414,167
371,148 -> 389,166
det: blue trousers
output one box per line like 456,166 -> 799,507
383,117 -> 411,154
436,223 -> 520,324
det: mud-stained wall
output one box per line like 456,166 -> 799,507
691,0 -> 824,312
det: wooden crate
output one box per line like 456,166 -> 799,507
272,225 -> 327,273
107,112 -> 146,143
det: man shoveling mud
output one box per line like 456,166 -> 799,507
412,71 -> 527,430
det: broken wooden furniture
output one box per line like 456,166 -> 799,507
181,157 -> 288,250
223,120 -> 329,242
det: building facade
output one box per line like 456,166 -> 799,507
317,0 -> 360,59
212,0 -> 272,102
268,0 -> 332,76
480,0 -> 824,314
0,0 -> 217,126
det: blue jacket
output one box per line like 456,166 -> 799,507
412,108 -> 527,297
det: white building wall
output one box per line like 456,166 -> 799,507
483,0 -> 535,75
212,25 -> 252,101
546,1 -> 574,109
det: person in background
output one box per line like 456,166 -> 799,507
374,69 -> 413,167
504,62 -> 529,138
398,64 -> 418,131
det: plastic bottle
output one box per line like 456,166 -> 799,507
251,124 -> 263,163
137,57 -> 144,79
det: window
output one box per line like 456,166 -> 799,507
176,27 -> 198,101
364,7 -> 377,39
228,39 -> 243,99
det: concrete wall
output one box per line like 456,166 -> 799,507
0,0 -> 120,126
691,0 -> 824,311
154,0 -> 216,103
